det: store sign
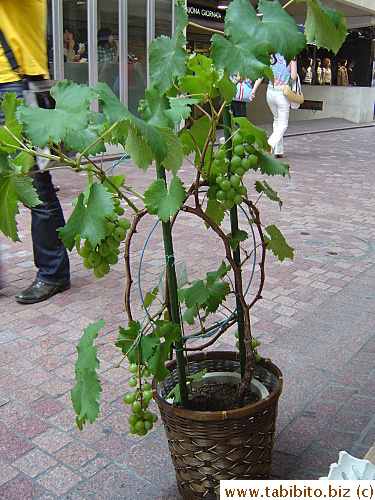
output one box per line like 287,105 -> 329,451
186,4 -> 224,22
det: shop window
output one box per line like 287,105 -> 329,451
61,0 -> 89,85
128,0 -> 147,116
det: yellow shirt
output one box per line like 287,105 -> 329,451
0,0 -> 48,83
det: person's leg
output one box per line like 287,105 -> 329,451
0,82 -> 70,302
29,165 -> 70,285
266,89 -> 278,153
267,92 -> 290,156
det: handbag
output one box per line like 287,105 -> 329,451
0,28 -> 57,109
283,75 -> 304,107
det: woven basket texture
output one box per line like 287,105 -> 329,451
152,351 -> 283,499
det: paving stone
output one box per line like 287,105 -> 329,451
0,433 -> 34,461
32,428 -> 73,453
11,414 -> 51,439
13,448 -> 58,478
37,465 -> 81,496
0,477 -> 43,499
93,432 -> 133,460
30,397 -> 64,418
0,460 -> 19,486
54,441 -> 97,469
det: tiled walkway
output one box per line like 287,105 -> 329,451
0,119 -> 374,498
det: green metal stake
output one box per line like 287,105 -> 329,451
157,166 -> 189,408
223,105 -> 246,377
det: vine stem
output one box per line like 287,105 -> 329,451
124,208 -> 148,322
77,120 -> 120,167
283,0 -> 295,10
157,166 -> 189,409
222,106 -> 246,378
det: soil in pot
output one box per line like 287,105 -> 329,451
178,380 -> 260,411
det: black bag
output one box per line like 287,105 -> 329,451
22,79 -> 57,110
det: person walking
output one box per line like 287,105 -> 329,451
251,52 -> 297,158
0,0 -> 71,304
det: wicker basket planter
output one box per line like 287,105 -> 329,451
152,351 -> 283,499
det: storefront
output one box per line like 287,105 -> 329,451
48,0 -> 175,117
47,0 -> 375,122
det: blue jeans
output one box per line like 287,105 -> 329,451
0,81 -> 70,285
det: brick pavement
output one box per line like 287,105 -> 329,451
0,120 -> 375,498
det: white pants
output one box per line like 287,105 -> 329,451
266,88 -> 290,155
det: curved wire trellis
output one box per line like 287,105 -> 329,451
137,200 -> 257,342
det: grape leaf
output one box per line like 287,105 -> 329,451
257,0 -> 306,63
179,115 -> 212,165
142,287 -> 159,309
12,151 -> 36,174
144,177 -> 186,222
16,80 -> 96,149
97,83 -> 168,171
179,262 -> 231,317
103,174 -> 126,194
264,224 -> 294,262
146,324 -> 180,381
257,149 -> 290,177
148,1 -> 188,94
165,97 -> 197,125
155,126 -> 184,176
158,322 -> 181,351
178,54 -> 219,101
140,85 -> 172,128
64,111 -> 107,156
127,332 -> 160,366
299,0 -> 348,54
147,343 -> 170,381
58,183 -> 114,250
178,280 -> 209,309
255,180 -> 282,208
211,0 -> 273,82
0,93 -> 23,153
215,69 -> 237,104
115,321 -> 141,356
205,281 -> 231,313
228,229 -> 249,251
205,199 -> 225,229
228,117 -> 269,150
182,307 -> 198,325
207,261 -> 231,283
71,319 -> 105,429
0,167 -> 41,241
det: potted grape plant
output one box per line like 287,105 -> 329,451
0,0 -> 347,497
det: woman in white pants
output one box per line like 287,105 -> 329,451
251,53 -> 297,158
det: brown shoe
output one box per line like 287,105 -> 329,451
275,154 -> 284,158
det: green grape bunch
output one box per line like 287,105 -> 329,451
211,131 -> 259,210
78,199 -> 131,278
123,363 -> 158,436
